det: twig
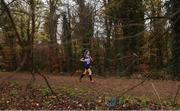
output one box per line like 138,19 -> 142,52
119,74 -> 151,97
34,67 -> 61,102
151,83 -> 162,107
120,78 -> 147,97
173,84 -> 180,105
0,74 -> 15,89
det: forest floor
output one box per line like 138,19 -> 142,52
0,72 -> 179,110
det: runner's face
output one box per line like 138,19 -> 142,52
87,51 -> 90,55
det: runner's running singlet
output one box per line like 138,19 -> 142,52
83,56 -> 91,69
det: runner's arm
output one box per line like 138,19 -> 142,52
80,58 -> 85,62
90,56 -> 93,62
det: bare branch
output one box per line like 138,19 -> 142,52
1,0 -> 24,46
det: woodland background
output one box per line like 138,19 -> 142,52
0,0 -> 180,78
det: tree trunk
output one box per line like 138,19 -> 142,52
30,0 -> 35,72
121,0 -> 144,74
103,0 -> 113,73
172,0 -> 180,76
77,0 -> 94,50
48,0 -> 60,72
62,13 -> 73,72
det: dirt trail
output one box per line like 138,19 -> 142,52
0,72 -> 179,101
